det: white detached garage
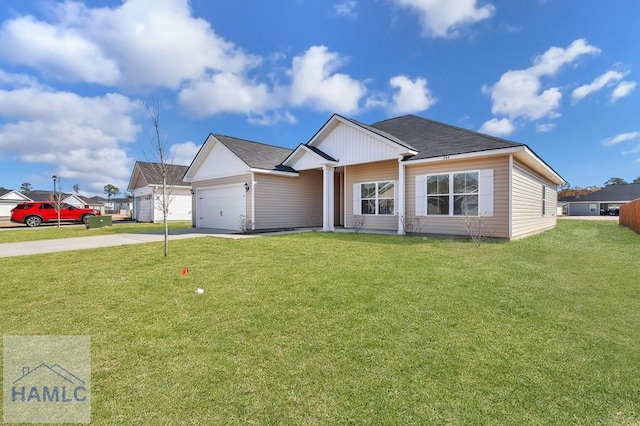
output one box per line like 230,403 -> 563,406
127,161 -> 192,223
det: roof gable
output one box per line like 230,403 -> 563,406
185,134 -> 296,181
306,114 -> 416,166
0,190 -> 32,201
282,144 -> 338,171
131,161 -> 189,187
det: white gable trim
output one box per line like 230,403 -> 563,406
308,114 -> 417,154
282,144 -> 337,170
0,190 -> 32,201
184,134 -> 250,182
306,115 -> 416,167
250,168 -> 299,177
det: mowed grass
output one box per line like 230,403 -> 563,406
0,221 -> 192,243
1,220 -> 639,424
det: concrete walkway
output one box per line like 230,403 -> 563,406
0,229 -> 262,258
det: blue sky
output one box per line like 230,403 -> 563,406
0,0 -> 638,195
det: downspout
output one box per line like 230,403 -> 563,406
251,172 -> 256,231
509,154 -> 513,239
397,156 -> 406,235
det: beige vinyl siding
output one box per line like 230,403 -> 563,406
511,161 -> 557,239
405,156 -> 510,238
345,160 -> 399,231
191,174 -> 252,226
254,170 -> 323,229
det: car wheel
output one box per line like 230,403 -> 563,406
82,214 -> 95,225
25,216 -> 42,227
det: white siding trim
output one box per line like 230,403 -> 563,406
478,169 -> 494,217
397,158 -> 406,235
353,183 -> 361,215
251,172 -> 256,230
415,175 -> 426,216
508,154 -> 513,239
250,168 -> 299,177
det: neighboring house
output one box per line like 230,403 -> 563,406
128,161 -> 191,222
27,190 -> 86,207
563,184 -> 640,216
184,114 -> 564,239
111,197 -> 133,212
79,196 -> 106,214
0,189 -> 32,218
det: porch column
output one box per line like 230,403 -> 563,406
322,165 -> 335,231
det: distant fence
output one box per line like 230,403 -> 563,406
620,198 -> 640,233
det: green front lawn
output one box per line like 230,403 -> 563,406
1,220 -> 638,424
0,221 -> 192,243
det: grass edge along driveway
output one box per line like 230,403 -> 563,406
1,220 -> 638,424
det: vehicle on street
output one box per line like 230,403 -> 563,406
10,202 -> 101,227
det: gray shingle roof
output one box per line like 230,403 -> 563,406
569,184 -> 640,202
214,134 -> 296,172
369,115 -> 524,160
137,162 -> 189,186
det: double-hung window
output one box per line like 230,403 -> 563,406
417,169 -> 492,217
355,181 -> 395,215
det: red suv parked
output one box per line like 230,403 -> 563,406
10,202 -> 101,227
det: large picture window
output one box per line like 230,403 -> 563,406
417,170 -> 492,217
359,181 -> 395,215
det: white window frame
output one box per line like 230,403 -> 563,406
353,181 -> 397,216
415,169 -> 494,217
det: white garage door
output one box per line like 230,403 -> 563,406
197,185 -> 246,231
0,203 -> 17,218
166,195 -> 192,221
136,196 -> 152,222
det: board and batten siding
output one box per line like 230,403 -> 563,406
405,156 -> 510,238
314,122 -> 403,166
345,160 -> 399,231
511,161 -> 557,239
254,170 -> 323,229
191,174 -> 252,226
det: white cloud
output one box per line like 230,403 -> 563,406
179,73 -> 274,116
0,15 -> 120,84
247,111 -> 297,126
535,123 -> 556,133
482,39 -> 600,132
0,82 -> 139,191
289,45 -> 366,114
334,1 -> 358,18
602,131 -> 640,146
622,144 -> 640,155
169,141 -> 201,166
0,0 -> 259,88
571,69 -> 627,102
479,118 -> 515,136
383,75 -> 436,114
393,0 -> 495,38
611,80 -> 636,102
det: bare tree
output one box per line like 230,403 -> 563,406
50,176 -> 63,228
142,98 -> 174,257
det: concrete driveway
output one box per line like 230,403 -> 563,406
0,229 -> 250,258
0,228 -> 311,258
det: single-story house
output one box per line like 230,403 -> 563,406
27,190 -> 86,207
79,196 -> 107,214
128,161 -> 192,222
563,183 -> 640,216
0,189 -> 32,218
184,114 -> 564,239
